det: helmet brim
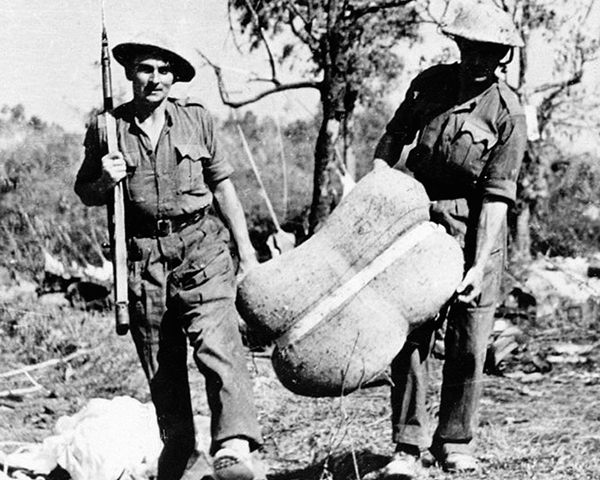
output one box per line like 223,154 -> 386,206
442,26 -> 524,48
113,42 -> 196,83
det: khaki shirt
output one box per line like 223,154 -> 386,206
376,63 -> 527,254
75,98 -> 233,222
377,63 -> 526,204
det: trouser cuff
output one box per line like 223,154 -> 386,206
431,440 -> 473,456
393,425 -> 430,449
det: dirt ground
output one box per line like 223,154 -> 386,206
2,298 -> 600,480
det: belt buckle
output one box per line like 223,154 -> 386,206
156,219 -> 171,237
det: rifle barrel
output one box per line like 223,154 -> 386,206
101,26 -> 113,112
100,15 -> 129,335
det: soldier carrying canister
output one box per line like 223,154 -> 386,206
373,2 -> 527,477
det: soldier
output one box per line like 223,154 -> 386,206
75,35 -> 263,480
373,3 -> 527,477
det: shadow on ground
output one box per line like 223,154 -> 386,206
268,450 -> 390,480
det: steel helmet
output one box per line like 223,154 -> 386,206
113,33 -> 196,83
442,1 -> 524,48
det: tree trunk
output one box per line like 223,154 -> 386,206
510,145 -> 548,262
510,1 -> 533,262
512,204 -> 532,262
308,5 -> 348,235
307,82 -> 358,233
309,109 -> 340,234
341,110 -> 357,180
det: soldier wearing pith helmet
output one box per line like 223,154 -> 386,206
373,2 -> 526,477
75,33 -> 264,480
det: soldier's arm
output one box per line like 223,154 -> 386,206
212,178 -> 259,278
373,133 -> 403,170
458,106 -> 527,303
456,198 -> 507,303
373,70 -> 431,170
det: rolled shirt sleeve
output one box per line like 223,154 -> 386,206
198,108 -> 234,185
481,111 -> 527,204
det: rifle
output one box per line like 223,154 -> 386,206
99,14 -> 129,335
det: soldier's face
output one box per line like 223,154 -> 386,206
457,39 -> 510,83
130,55 -> 175,105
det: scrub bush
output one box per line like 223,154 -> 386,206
531,153 -> 600,257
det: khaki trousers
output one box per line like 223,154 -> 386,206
128,214 -> 262,480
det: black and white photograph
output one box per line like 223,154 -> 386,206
1,1 -> 600,479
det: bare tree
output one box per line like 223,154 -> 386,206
202,0 -> 420,233
506,0 -> 600,259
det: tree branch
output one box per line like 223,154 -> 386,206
532,71 -> 584,96
285,3 -> 321,53
198,50 -> 320,108
240,0 -> 280,85
351,0 -> 414,19
411,0 -> 448,25
537,69 -> 584,132
288,17 -> 321,56
221,81 -> 322,108
286,2 -> 310,30
227,2 -> 247,56
581,0 -> 595,23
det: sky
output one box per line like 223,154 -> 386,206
1,0 -> 599,148
0,0 -> 319,132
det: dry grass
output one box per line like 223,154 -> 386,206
0,300 -> 146,444
2,297 -> 600,480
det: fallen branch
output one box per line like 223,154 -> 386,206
237,125 -> 296,256
0,349 -> 95,379
0,385 -> 43,398
275,117 -> 288,222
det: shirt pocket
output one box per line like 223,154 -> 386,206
174,143 -> 211,195
446,116 -> 498,188
121,149 -> 145,204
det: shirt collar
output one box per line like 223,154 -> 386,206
164,100 -> 174,129
452,81 -> 497,114
122,99 -> 174,133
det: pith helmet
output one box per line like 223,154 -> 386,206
113,33 -> 196,83
442,2 -> 524,48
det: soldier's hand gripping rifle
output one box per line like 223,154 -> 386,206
99,20 -> 129,335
